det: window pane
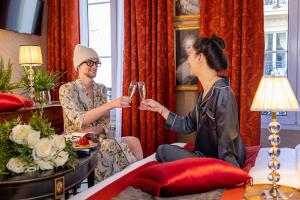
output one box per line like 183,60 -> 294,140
264,53 -> 273,75
95,57 -> 112,88
265,34 -> 273,51
265,53 -> 272,61
88,3 -> 111,57
276,33 -> 287,50
276,53 -> 285,64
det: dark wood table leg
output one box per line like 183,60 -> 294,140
88,170 -> 95,187
65,191 -> 69,200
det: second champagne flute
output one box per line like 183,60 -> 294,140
138,81 -> 146,100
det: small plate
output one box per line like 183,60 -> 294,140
72,132 -> 87,138
72,140 -> 98,150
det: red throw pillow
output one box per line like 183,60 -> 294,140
131,158 -> 251,197
0,93 -> 33,112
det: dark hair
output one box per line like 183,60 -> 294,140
193,34 -> 228,72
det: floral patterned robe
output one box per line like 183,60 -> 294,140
59,79 -> 136,182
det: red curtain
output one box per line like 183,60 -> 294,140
200,0 -> 264,146
47,0 -> 80,100
122,0 -> 176,156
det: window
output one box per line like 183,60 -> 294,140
80,0 -> 118,101
87,0 -> 112,100
263,0 -> 300,130
80,0 -> 124,136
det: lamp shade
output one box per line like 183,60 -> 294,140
19,45 -> 43,65
251,76 -> 300,112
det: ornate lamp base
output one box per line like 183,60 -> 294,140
263,112 -> 288,200
262,188 -> 288,199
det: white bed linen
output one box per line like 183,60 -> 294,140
71,143 -> 186,200
249,147 -> 300,188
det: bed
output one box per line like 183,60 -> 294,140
71,143 -> 261,200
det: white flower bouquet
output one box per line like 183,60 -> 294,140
0,111 -> 76,174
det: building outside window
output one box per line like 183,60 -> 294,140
264,32 -> 288,76
264,0 -> 287,7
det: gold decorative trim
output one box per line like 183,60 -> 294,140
174,24 -> 200,30
54,176 -> 65,199
176,85 -> 198,91
174,15 -> 200,22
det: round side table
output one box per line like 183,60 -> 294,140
244,184 -> 300,200
0,150 -> 97,200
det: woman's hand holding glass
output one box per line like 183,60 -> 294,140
140,99 -> 160,111
140,99 -> 165,112
140,99 -> 170,118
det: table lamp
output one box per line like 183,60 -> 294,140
19,45 -> 43,101
251,76 -> 300,199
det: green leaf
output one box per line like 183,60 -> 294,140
0,57 -> 20,93
29,110 -> 55,138
21,65 -> 64,92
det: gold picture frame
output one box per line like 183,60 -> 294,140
174,24 -> 199,90
54,176 -> 65,199
174,0 -> 200,22
175,15 -> 199,22
176,85 -> 198,91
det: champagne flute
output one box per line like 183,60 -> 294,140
128,81 -> 137,99
138,81 -> 146,100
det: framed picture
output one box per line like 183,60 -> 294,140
175,24 -> 199,90
174,0 -> 200,21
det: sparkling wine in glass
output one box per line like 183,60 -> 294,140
138,81 -> 146,100
128,81 -> 137,99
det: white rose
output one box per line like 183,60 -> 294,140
6,157 -> 26,174
10,125 -> 32,145
53,151 -> 69,167
35,160 -> 54,170
27,130 -> 41,149
53,135 -> 66,150
33,138 -> 55,159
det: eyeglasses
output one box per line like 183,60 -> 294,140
82,60 -> 101,68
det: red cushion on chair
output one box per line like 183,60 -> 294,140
131,157 -> 251,197
0,93 -> 32,112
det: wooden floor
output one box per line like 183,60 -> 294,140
260,128 -> 300,148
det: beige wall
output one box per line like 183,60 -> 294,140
175,90 -> 198,143
0,3 -> 48,93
